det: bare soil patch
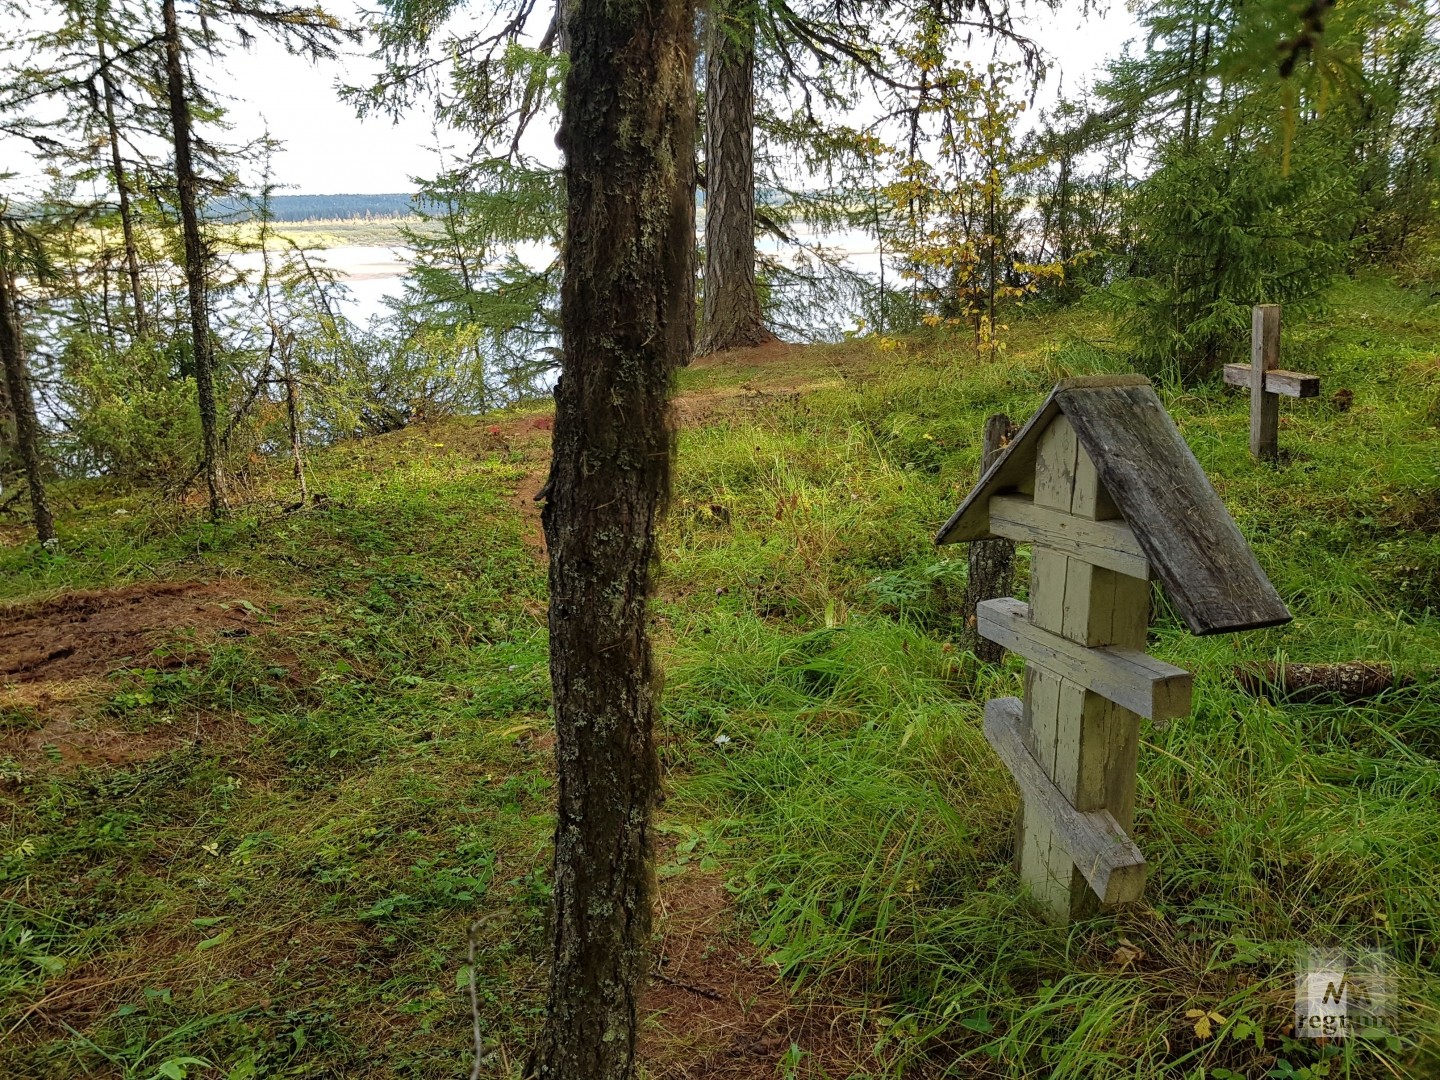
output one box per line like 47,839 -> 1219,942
1388,487 -> 1440,531
689,338 -> 803,372
2,710 -> 225,770
0,580 -> 275,686
513,467 -> 549,556
642,857 -> 867,1078
1,580 -> 283,769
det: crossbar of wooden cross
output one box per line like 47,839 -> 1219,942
1220,305 -> 1321,462
977,597 -> 1193,721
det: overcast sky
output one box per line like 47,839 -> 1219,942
2,0 -> 1139,196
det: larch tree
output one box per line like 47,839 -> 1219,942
696,0 -> 1054,355
157,0 -> 355,521
159,0 -> 223,519
531,0 -> 696,1075
699,0 -> 773,354
1,0 -> 170,344
0,218 -> 55,545
96,27 -> 148,338
347,3 -> 568,407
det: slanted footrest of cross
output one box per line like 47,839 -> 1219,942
983,697 -> 1146,905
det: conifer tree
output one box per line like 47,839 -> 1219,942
0,216 -> 55,544
699,0 -> 771,354
0,0 -> 171,344
696,0 -> 1054,353
159,0 -> 223,517
1047,0 -> 1431,375
155,0 -> 355,520
387,151 -> 562,410
532,0 -> 696,1073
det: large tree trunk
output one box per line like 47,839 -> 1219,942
530,0 -> 696,1070
697,0 -> 772,356
0,251 -> 56,544
161,0 -> 222,519
98,32 -> 147,339
0,317 -> 12,455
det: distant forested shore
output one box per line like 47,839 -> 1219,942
212,192 -> 420,221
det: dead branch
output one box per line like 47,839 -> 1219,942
1234,662 -> 1417,704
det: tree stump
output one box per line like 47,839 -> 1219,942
961,414 -> 1016,664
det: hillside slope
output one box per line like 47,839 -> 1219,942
2,278 -> 1437,1078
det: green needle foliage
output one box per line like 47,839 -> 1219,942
1104,130 -> 1354,381
1033,0 -> 1440,379
384,157 -> 563,414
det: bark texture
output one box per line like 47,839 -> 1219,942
0,340 -> 12,453
1235,661 -> 1416,703
162,0 -> 222,519
961,413 -> 1016,664
531,0 -> 696,1072
698,0 -> 772,356
283,355 -> 306,501
0,251 -> 55,544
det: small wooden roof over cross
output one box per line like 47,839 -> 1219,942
935,375 -> 1291,636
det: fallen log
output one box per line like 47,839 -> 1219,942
1235,661 -> 1416,704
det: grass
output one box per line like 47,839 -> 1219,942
2,433 -> 551,1077
223,219 -> 440,251
2,275 -> 1438,1077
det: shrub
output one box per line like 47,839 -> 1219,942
1106,130 -> 1354,382
58,337 -> 201,486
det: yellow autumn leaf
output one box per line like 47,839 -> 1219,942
1185,1008 -> 1226,1039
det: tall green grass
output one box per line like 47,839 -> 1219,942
1,427 -> 553,1077
661,277 -> 1439,1078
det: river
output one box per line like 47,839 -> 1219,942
298,228 -> 886,330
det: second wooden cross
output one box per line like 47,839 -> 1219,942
1222,304 -> 1321,462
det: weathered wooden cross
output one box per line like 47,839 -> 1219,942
937,375 -> 1291,923
1222,304 -> 1321,462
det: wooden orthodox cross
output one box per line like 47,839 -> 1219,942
937,376 -> 1290,923
1222,305 -> 1321,462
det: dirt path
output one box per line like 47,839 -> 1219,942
485,340 -> 847,562
0,582 -> 272,685
644,851 -> 867,1077
496,341 -> 867,1076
